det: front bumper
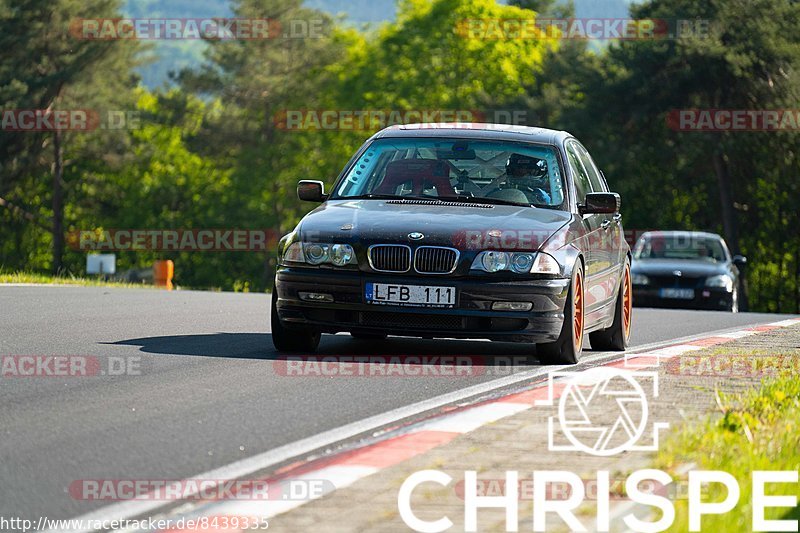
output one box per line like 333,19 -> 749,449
274,267 -> 570,342
633,285 -> 734,311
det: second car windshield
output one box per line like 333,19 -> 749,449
334,138 -> 565,207
634,235 -> 728,262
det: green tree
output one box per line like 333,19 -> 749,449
531,0 -> 800,311
179,0 -> 351,288
336,0 -> 557,112
0,0 -> 141,272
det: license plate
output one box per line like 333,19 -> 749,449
365,283 -> 455,308
659,288 -> 695,300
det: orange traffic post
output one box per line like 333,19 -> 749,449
153,260 -> 174,290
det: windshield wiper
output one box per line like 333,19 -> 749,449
436,195 -> 532,207
347,193 -> 437,201
346,193 -> 531,207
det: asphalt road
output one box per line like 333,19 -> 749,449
0,286 -> 795,522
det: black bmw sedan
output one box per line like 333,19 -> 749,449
271,123 -> 632,364
631,231 -> 746,312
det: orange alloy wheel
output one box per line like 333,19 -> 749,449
622,264 -> 633,338
573,269 -> 584,348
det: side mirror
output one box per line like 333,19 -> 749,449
580,192 -> 620,215
733,255 -> 747,266
297,180 -> 327,202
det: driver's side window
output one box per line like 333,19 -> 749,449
575,143 -> 607,193
566,142 -> 592,206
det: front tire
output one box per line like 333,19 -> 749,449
590,259 -> 633,351
537,262 -> 585,364
270,291 -> 321,352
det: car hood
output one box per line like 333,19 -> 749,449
297,199 -> 572,250
631,258 -> 728,277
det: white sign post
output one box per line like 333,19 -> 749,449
86,254 -> 116,276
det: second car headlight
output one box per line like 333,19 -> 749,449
705,274 -> 733,291
281,242 -> 357,267
631,273 -> 650,285
471,251 -> 560,275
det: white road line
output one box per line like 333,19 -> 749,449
51,366 -> 562,533
53,319 -> 791,533
410,402 -> 530,433
715,330 -> 757,339
768,318 -> 800,327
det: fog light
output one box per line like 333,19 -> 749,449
492,301 -> 533,311
299,292 -> 334,302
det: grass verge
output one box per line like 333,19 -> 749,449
657,350 -> 800,531
0,270 -> 150,288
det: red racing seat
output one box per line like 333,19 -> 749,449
375,159 -> 455,196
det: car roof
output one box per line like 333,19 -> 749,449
371,123 -> 573,145
640,231 -> 724,240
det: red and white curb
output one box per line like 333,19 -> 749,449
99,318 -> 800,532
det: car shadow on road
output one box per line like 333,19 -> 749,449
106,332 -> 568,370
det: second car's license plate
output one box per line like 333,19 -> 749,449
659,288 -> 695,300
365,283 -> 455,308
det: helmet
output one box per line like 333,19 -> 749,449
506,153 -> 548,188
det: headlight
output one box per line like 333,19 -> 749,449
705,274 -> 733,291
471,251 -> 560,275
304,243 -> 329,265
530,252 -> 560,275
330,244 -> 354,266
280,242 -> 356,267
510,253 -> 535,273
478,251 -> 509,272
282,242 -> 305,264
631,273 -> 650,285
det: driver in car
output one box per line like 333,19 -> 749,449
484,153 -> 552,205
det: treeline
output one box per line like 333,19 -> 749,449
1,0 -> 799,313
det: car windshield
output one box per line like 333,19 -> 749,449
333,138 -> 566,207
634,234 -> 728,262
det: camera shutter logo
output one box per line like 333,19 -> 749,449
537,367 -> 668,456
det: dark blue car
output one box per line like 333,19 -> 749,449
631,231 -> 745,312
